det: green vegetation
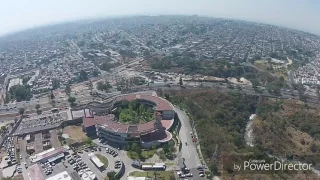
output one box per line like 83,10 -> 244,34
92,69 -> 100,77
8,84 -> 32,102
96,81 -> 112,92
157,140 -> 176,160
22,76 -> 31,85
129,171 -> 175,180
65,84 -> 71,96
126,143 -> 156,160
166,89 -> 320,178
96,154 -> 109,168
105,171 -> 119,180
68,96 -> 76,107
85,138 -> 93,145
100,62 -> 116,71
165,89 -> 258,175
116,100 -> 154,124
126,143 -> 142,159
141,149 -> 156,159
78,70 -> 88,82
52,79 -> 60,90
19,108 -> 25,116
35,104 -> 42,115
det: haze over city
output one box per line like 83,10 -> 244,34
1,0 -> 320,35
2,1 -> 320,180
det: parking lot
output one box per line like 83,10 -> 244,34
14,113 -> 66,135
41,145 -> 123,180
1,137 -> 18,166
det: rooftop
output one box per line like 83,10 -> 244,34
88,153 -> 104,168
27,164 -> 44,180
30,147 -> 66,163
46,171 -> 72,180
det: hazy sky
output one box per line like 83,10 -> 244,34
1,0 -> 320,35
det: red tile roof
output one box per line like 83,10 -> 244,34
83,114 -> 115,128
88,93 -> 175,135
83,117 -> 95,128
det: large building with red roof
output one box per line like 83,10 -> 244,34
82,93 -> 175,148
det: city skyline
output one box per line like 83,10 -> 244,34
0,0 -> 320,36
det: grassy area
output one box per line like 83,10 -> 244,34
127,149 -> 156,160
141,149 -> 156,159
129,171 -> 175,180
127,151 -> 140,159
96,154 -> 109,168
63,125 -> 88,143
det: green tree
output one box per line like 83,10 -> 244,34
79,70 -> 88,81
100,62 -> 115,71
97,81 -> 105,91
92,70 -> 100,77
179,77 -> 183,86
209,163 -> 219,176
251,79 -> 260,88
35,104 -> 40,110
131,143 -> 139,152
19,108 -> 25,116
89,81 -> 93,94
36,109 -> 42,115
85,138 -> 93,145
65,84 -> 71,96
68,97 -> 76,106
9,85 -> 32,102
52,79 -> 60,90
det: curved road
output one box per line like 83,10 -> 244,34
175,107 -> 205,179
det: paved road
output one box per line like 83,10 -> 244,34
93,139 -> 136,180
50,130 -> 60,148
175,107 -> 205,179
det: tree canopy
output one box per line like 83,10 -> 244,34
9,85 -> 32,102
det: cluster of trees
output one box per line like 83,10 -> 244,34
119,49 -> 136,58
106,171 -> 119,180
35,104 -> 42,115
96,81 -> 112,92
100,62 -> 116,71
125,143 -> 142,158
150,55 -> 252,78
165,89 -> 259,175
117,100 -> 154,124
22,76 -> 31,85
68,96 -> 77,107
158,140 -> 176,160
51,79 -> 60,90
78,70 -> 88,82
8,84 -> 32,102
120,39 -> 132,46
254,98 -> 320,167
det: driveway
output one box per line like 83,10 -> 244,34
93,139 -> 135,180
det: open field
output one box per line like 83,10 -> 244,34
129,171 -> 175,180
63,125 -> 87,143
